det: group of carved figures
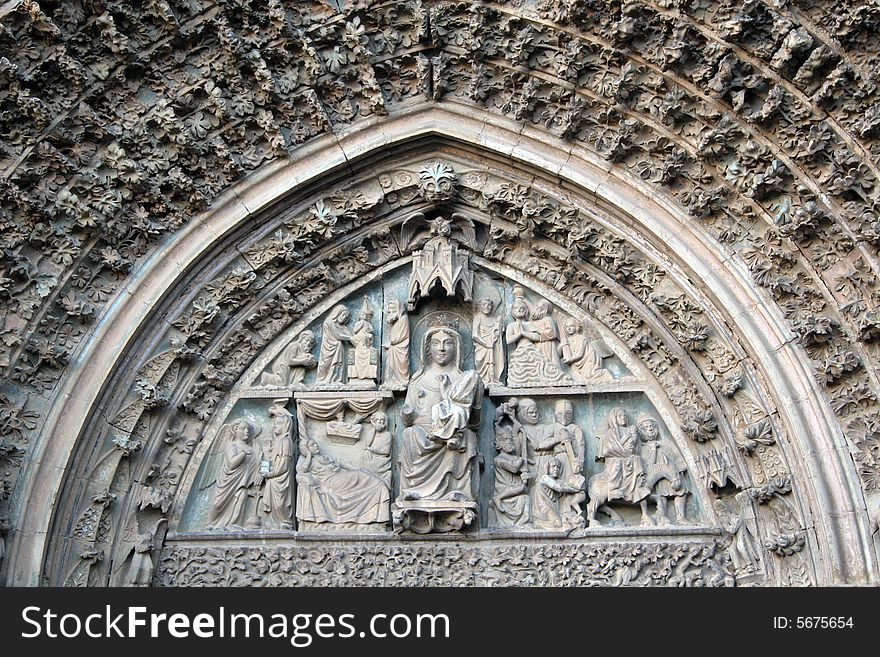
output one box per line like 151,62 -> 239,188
205,319 -> 691,533
260,288 -> 612,390
205,400 -> 294,531
491,401 -> 690,530
204,399 -> 394,532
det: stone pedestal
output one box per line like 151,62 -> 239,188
392,500 -> 478,534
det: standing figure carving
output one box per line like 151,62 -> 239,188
360,411 -> 392,486
714,495 -> 761,576
126,532 -> 157,587
473,297 -> 504,386
535,400 -> 585,485
506,287 -> 571,386
516,398 -> 552,458
348,298 -> 378,383
260,401 -> 294,529
638,415 -> 688,525
395,319 -> 483,532
205,419 -> 262,530
260,331 -> 317,386
587,407 -> 652,526
382,299 -> 410,388
316,305 -> 354,384
490,416 -> 531,528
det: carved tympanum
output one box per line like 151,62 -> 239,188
179,191 -> 713,566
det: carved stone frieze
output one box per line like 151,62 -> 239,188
154,539 -> 735,587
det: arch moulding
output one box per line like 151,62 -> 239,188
7,103 -> 877,587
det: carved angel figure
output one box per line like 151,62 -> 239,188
316,305 -> 354,384
205,419 -> 262,530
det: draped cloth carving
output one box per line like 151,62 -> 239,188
394,319 -> 483,533
296,398 -> 386,419
294,395 -> 391,529
295,438 -> 390,528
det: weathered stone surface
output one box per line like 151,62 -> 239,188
155,538 -> 735,587
1,0 -> 879,587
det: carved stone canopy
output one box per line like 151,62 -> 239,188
2,1 -> 879,588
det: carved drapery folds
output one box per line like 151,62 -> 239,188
106,155 -> 806,591
5,0 -> 880,586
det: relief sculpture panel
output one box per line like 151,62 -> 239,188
180,205 -> 705,543
294,392 -> 392,532
393,317 -> 483,533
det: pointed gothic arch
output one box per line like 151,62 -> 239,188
3,106 -> 872,586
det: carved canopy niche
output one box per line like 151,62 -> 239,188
2,0 -> 879,588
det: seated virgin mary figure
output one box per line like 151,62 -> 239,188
398,320 -> 483,504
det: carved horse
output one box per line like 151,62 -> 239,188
586,461 -> 682,526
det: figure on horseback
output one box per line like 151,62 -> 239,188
587,407 -> 687,527
638,414 -> 689,525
